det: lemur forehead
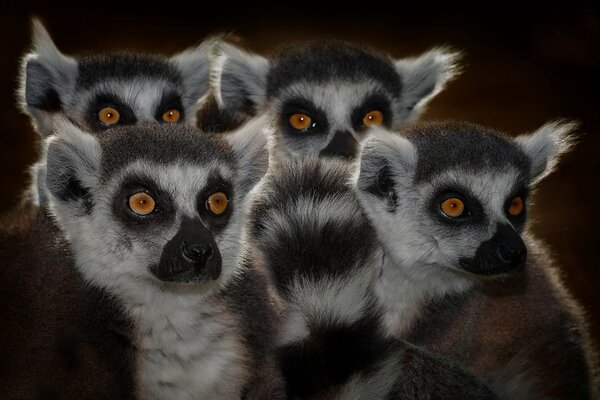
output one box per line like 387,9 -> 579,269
407,122 -> 530,183
76,53 -> 182,90
97,124 -> 235,178
266,41 -> 402,99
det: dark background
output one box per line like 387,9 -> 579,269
1,3 -> 598,356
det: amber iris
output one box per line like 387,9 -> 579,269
128,192 -> 156,216
98,107 -> 120,125
363,110 -> 384,127
206,192 -> 228,215
508,196 -> 524,216
162,109 -> 181,123
289,113 -> 313,130
440,197 -> 465,218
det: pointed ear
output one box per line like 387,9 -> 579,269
46,118 -> 101,215
211,41 -> 270,120
226,115 -> 271,195
394,47 -> 462,122
515,120 -> 578,185
19,18 -> 78,137
356,127 -> 417,199
170,39 -> 213,114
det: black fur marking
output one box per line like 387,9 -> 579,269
430,188 -> 484,226
351,93 -> 392,132
97,123 -> 235,179
76,53 -> 182,90
365,165 -> 398,212
407,121 -> 531,183
196,95 -> 247,133
266,41 -> 402,99
25,60 -> 62,112
86,92 -> 137,130
154,92 -> 185,123
196,173 -> 234,234
279,314 -> 387,398
279,97 -> 329,137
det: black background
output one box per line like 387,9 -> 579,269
1,2 -> 598,357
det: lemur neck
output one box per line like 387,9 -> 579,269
375,251 -> 475,337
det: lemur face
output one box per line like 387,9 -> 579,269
202,41 -> 460,159
356,122 -> 575,277
45,119 -> 268,292
20,19 -> 210,137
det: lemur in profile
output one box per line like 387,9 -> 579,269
248,156 -> 498,399
199,39 -> 460,158
19,19 -> 211,205
1,118 -> 284,399
355,121 -> 598,399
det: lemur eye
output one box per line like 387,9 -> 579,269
440,197 -> 465,218
98,107 -> 121,125
206,192 -> 228,215
508,196 -> 524,216
162,109 -> 181,123
289,113 -> 313,130
128,192 -> 156,216
363,110 -> 384,127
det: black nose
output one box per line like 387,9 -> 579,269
496,242 -> 526,266
181,241 -> 213,265
319,131 -> 359,158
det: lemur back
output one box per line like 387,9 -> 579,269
356,122 -> 598,399
19,19 -> 211,205
248,156 -> 498,399
34,118 -> 283,399
0,207 -> 136,399
200,40 -> 460,159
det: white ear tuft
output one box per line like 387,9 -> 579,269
171,38 -> 214,110
395,47 -> 463,122
515,119 -> 578,184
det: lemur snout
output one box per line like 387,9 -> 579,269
319,131 -> 359,158
459,224 -> 527,276
152,217 -> 222,283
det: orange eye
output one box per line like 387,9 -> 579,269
508,196 -> 524,216
98,107 -> 120,125
289,113 -> 313,130
363,110 -> 384,127
206,192 -> 228,215
162,109 -> 181,123
440,197 -> 465,218
128,192 -> 156,216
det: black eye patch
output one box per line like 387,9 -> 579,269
196,173 -> 234,234
154,92 -> 184,123
87,93 -> 137,130
280,97 -> 329,136
431,187 -> 484,225
351,94 -> 392,132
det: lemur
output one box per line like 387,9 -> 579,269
247,155 -> 498,399
355,121 -> 598,399
19,19 -> 211,205
199,39 -> 460,159
1,118 -> 284,399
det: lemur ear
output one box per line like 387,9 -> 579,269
515,120 -> 578,185
20,18 -> 78,137
226,115 -> 271,195
170,39 -> 212,116
356,127 -> 417,197
46,118 -> 101,215
210,41 -> 270,123
394,47 -> 462,123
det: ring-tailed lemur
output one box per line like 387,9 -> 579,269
355,121 -> 598,399
248,156 -> 498,399
37,118 -> 283,399
19,19 -> 212,205
200,40 -> 460,159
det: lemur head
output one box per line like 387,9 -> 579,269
20,19 -> 211,137
356,121 -> 576,278
202,40 -> 460,158
44,118 -> 268,297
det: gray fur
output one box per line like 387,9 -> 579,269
44,119 -> 283,400
355,121 -> 597,399
205,40 -> 461,158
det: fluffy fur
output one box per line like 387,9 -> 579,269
247,156 -> 498,399
355,121 -> 598,399
199,40 -> 461,159
43,119 -> 284,399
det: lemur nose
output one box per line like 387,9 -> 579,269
181,241 -> 213,264
496,242 -> 526,268
319,131 -> 359,158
